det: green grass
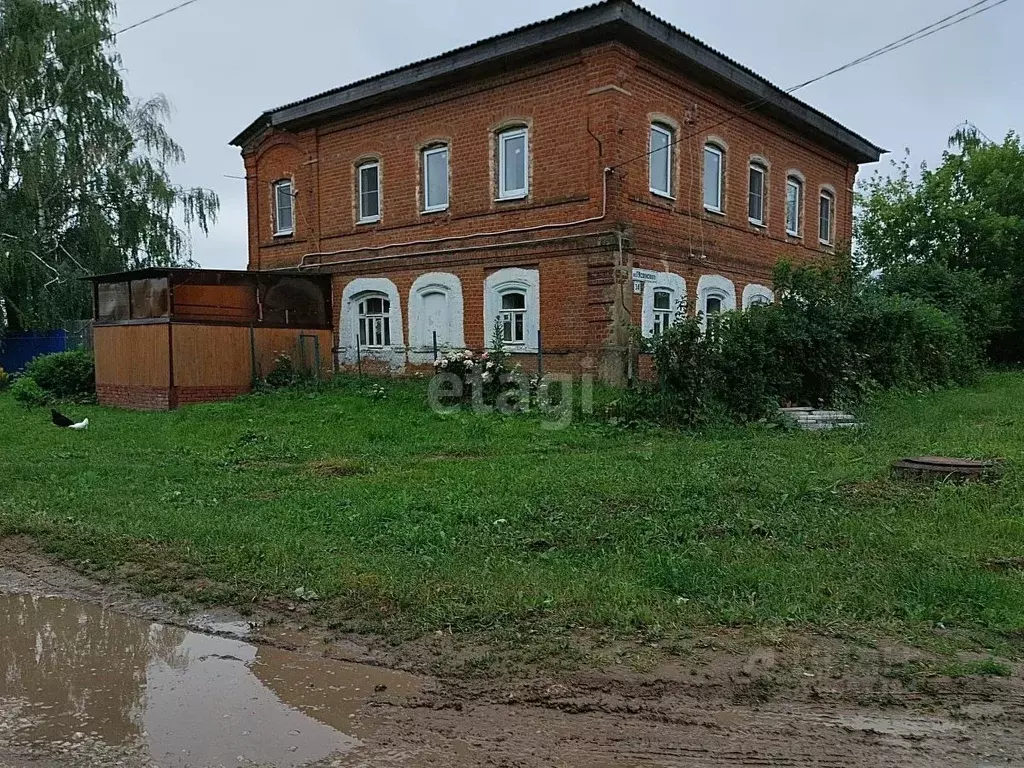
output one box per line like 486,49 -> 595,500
2,373 -> 1024,642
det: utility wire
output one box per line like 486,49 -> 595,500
610,0 -> 1014,172
107,0 -> 204,42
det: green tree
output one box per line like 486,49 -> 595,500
0,0 -> 218,334
855,128 -> 1024,361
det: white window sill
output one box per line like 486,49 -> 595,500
357,217 -> 380,225
748,218 -> 766,228
496,191 -> 528,202
704,205 -> 725,216
273,230 -> 294,238
650,188 -> 675,200
786,230 -> 802,239
819,239 -> 834,247
421,205 -> 449,214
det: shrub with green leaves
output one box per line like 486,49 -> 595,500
264,352 -> 298,388
10,376 -> 48,408
24,351 -> 95,400
0,366 -> 10,391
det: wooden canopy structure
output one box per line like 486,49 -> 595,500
87,268 -> 333,409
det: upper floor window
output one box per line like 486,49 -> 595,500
819,190 -> 835,245
357,294 -> 392,348
786,176 -> 803,236
748,162 -> 766,225
498,127 -> 528,199
422,145 -> 449,212
652,289 -> 673,336
273,180 -> 294,236
500,291 -> 526,344
649,123 -> 673,198
703,143 -> 724,212
357,162 -> 380,223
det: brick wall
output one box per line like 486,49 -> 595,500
96,384 -> 251,410
240,40 -> 863,383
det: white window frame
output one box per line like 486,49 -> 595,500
497,127 -> 529,200
786,177 -> 803,237
273,180 -> 294,236
649,123 -> 674,198
483,267 -> 540,352
652,289 -> 673,336
422,145 -> 449,212
748,163 -> 766,226
357,161 -> 380,224
703,144 -> 724,213
356,294 -> 392,349
499,291 -> 527,344
641,272 -> 686,338
742,283 -> 775,309
819,190 -> 835,245
696,274 -> 737,329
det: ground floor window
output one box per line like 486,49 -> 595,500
653,289 -> 673,335
483,268 -> 540,352
501,291 -> 526,343
357,295 -> 391,348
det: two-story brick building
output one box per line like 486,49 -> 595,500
231,0 -> 883,383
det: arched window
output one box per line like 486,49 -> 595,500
652,289 -> 673,335
408,273 -> 464,360
649,123 -> 674,198
357,294 -> 391,348
748,161 -> 766,225
703,143 -> 724,212
500,291 -> 526,344
742,283 -> 774,309
497,126 -> 529,199
819,189 -> 835,245
484,268 -> 540,351
641,272 -> 686,338
273,179 -> 294,236
696,274 -> 737,328
786,175 -> 803,236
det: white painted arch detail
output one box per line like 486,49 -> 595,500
742,283 -> 775,309
696,274 -> 737,327
641,271 -> 686,337
484,267 -> 540,352
408,272 -> 465,362
339,277 -> 404,370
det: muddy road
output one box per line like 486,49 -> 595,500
2,538 -> 1023,767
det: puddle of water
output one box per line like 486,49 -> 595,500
0,593 -> 421,767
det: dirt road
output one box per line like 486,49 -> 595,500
1,536 -> 1022,767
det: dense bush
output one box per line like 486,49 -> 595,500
24,350 -> 95,400
626,260 -> 982,426
11,376 -> 48,408
264,352 -> 299,388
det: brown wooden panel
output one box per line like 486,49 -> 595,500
94,325 -> 170,387
171,324 -> 252,387
253,328 -> 333,379
172,284 -> 257,322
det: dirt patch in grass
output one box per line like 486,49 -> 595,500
306,458 -> 372,477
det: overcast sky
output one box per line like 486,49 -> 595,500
114,0 -> 1021,269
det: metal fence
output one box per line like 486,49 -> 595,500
0,322 -> 93,372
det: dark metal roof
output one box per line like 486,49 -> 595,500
82,267 -> 328,282
230,0 -> 883,163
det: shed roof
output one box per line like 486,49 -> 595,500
230,0 -> 883,163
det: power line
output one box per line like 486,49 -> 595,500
610,0 -> 1014,172
107,0 -> 204,42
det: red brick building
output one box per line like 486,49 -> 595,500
231,0 -> 883,383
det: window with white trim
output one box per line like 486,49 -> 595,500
357,294 -> 392,348
748,162 -> 766,225
786,176 -> 802,236
357,162 -> 380,223
273,180 -> 294,235
500,291 -> 526,344
652,289 -> 673,336
649,123 -> 673,198
819,190 -> 835,245
498,127 -> 528,199
704,295 -> 723,317
703,144 -> 724,212
422,145 -> 449,212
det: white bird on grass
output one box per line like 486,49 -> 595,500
51,409 -> 89,430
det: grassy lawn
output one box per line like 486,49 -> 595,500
1,373 -> 1023,642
